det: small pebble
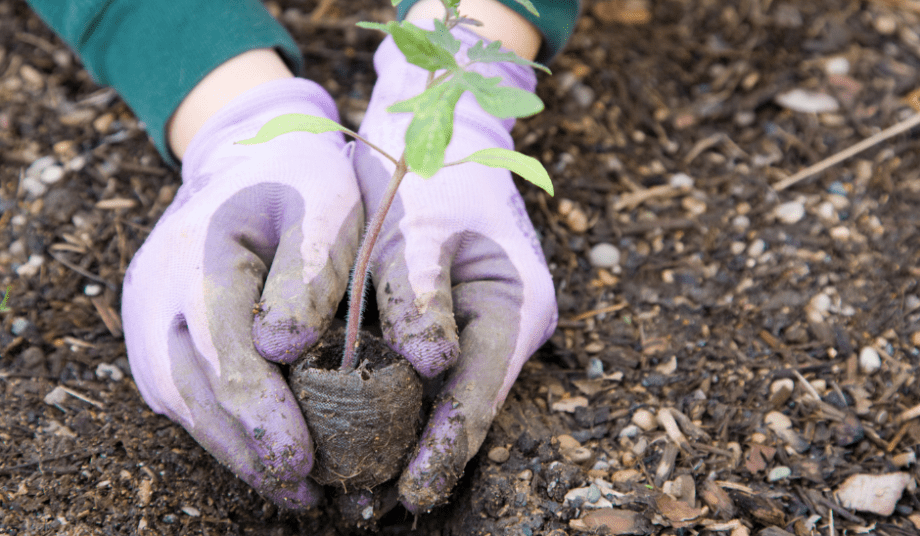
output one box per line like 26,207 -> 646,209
747,238 -> 766,257
824,57 -> 850,75
618,424 -> 640,438
829,226 -> 850,241
775,201 -> 805,224
516,469 -> 533,480
20,176 -> 47,197
730,242 -> 746,255
584,341 -> 605,354
816,201 -> 837,221
765,411 -> 792,430
11,317 -> 32,336
859,346 -> 881,374
586,483 -> 601,503
84,284 -> 103,297
586,358 -> 604,379
632,408 -> 658,431
162,514 -> 177,524
681,196 -> 707,216
768,466 -> 791,482
589,243 -> 620,268
181,506 -> 200,517
26,155 -> 57,179
488,446 -> 510,464
669,172 -> 694,189
96,363 -> 125,382
775,88 -> 840,113
565,446 -> 593,463
731,214 -> 750,230
874,13 -> 898,34
40,165 -> 65,184
552,396 -> 589,413
556,434 -> 581,451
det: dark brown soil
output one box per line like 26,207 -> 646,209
3,0 -> 920,534
290,327 -> 422,492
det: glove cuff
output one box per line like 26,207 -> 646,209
183,78 -> 342,175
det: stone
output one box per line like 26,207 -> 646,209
488,446 -> 510,464
858,346 -> 881,374
589,243 -> 620,268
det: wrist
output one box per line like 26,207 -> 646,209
167,48 -> 294,161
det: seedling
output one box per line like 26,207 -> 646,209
238,0 -> 553,371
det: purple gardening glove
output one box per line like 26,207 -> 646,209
354,24 -> 558,512
122,78 -> 362,509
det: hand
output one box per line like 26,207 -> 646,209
353,25 -> 557,512
122,78 -> 362,509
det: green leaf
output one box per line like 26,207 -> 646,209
399,82 -> 465,178
356,21 -> 391,33
467,40 -> 551,74
455,148 -> 553,195
369,21 -> 458,72
392,0 -> 401,5
459,71 -> 544,118
429,19 -> 462,55
510,0 -> 540,16
235,113 -> 355,145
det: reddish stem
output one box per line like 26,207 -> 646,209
341,155 -> 409,370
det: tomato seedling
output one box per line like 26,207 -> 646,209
238,0 -> 553,370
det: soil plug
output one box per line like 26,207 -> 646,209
238,0 -> 553,493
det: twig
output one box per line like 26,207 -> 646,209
0,448 -> 100,475
568,301 -> 629,322
774,113 -> 920,191
48,251 -> 119,291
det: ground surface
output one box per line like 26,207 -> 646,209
2,0 -> 920,534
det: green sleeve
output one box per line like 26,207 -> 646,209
397,0 -> 580,64
25,0 -> 303,165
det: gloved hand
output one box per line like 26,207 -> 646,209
122,78 -> 362,509
354,24 -> 558,512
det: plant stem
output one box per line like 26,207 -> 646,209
341,154 -> 409,370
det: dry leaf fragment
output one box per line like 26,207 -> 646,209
656,493 -> 705,528
701,480 -> 736,518
835,472 -> 911,516
571,508 -> 651,534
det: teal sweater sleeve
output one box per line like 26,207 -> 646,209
25,0 -> 303,165
26,1 -> 578,165
397,0 -> 580,64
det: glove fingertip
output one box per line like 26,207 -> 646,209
386,318 -> 460,378
252,313 -> 320,364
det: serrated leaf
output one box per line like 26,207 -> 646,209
511,0 -> 540,16
459,71 -> 544,118
430,19 -> 462,55
388,21 -> 458,72
235,113 -> 354,145
467,40 -> 551,74
401,83 -> 464,178
456,148 -> 553,195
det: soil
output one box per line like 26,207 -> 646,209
3,0 -> 920,534
290,327 -> 423,492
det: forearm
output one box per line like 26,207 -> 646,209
167,49 -> 294,160
26,0 -> 303,165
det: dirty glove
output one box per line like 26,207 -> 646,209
122,78 -> 362,509
354,24 -> 558,512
